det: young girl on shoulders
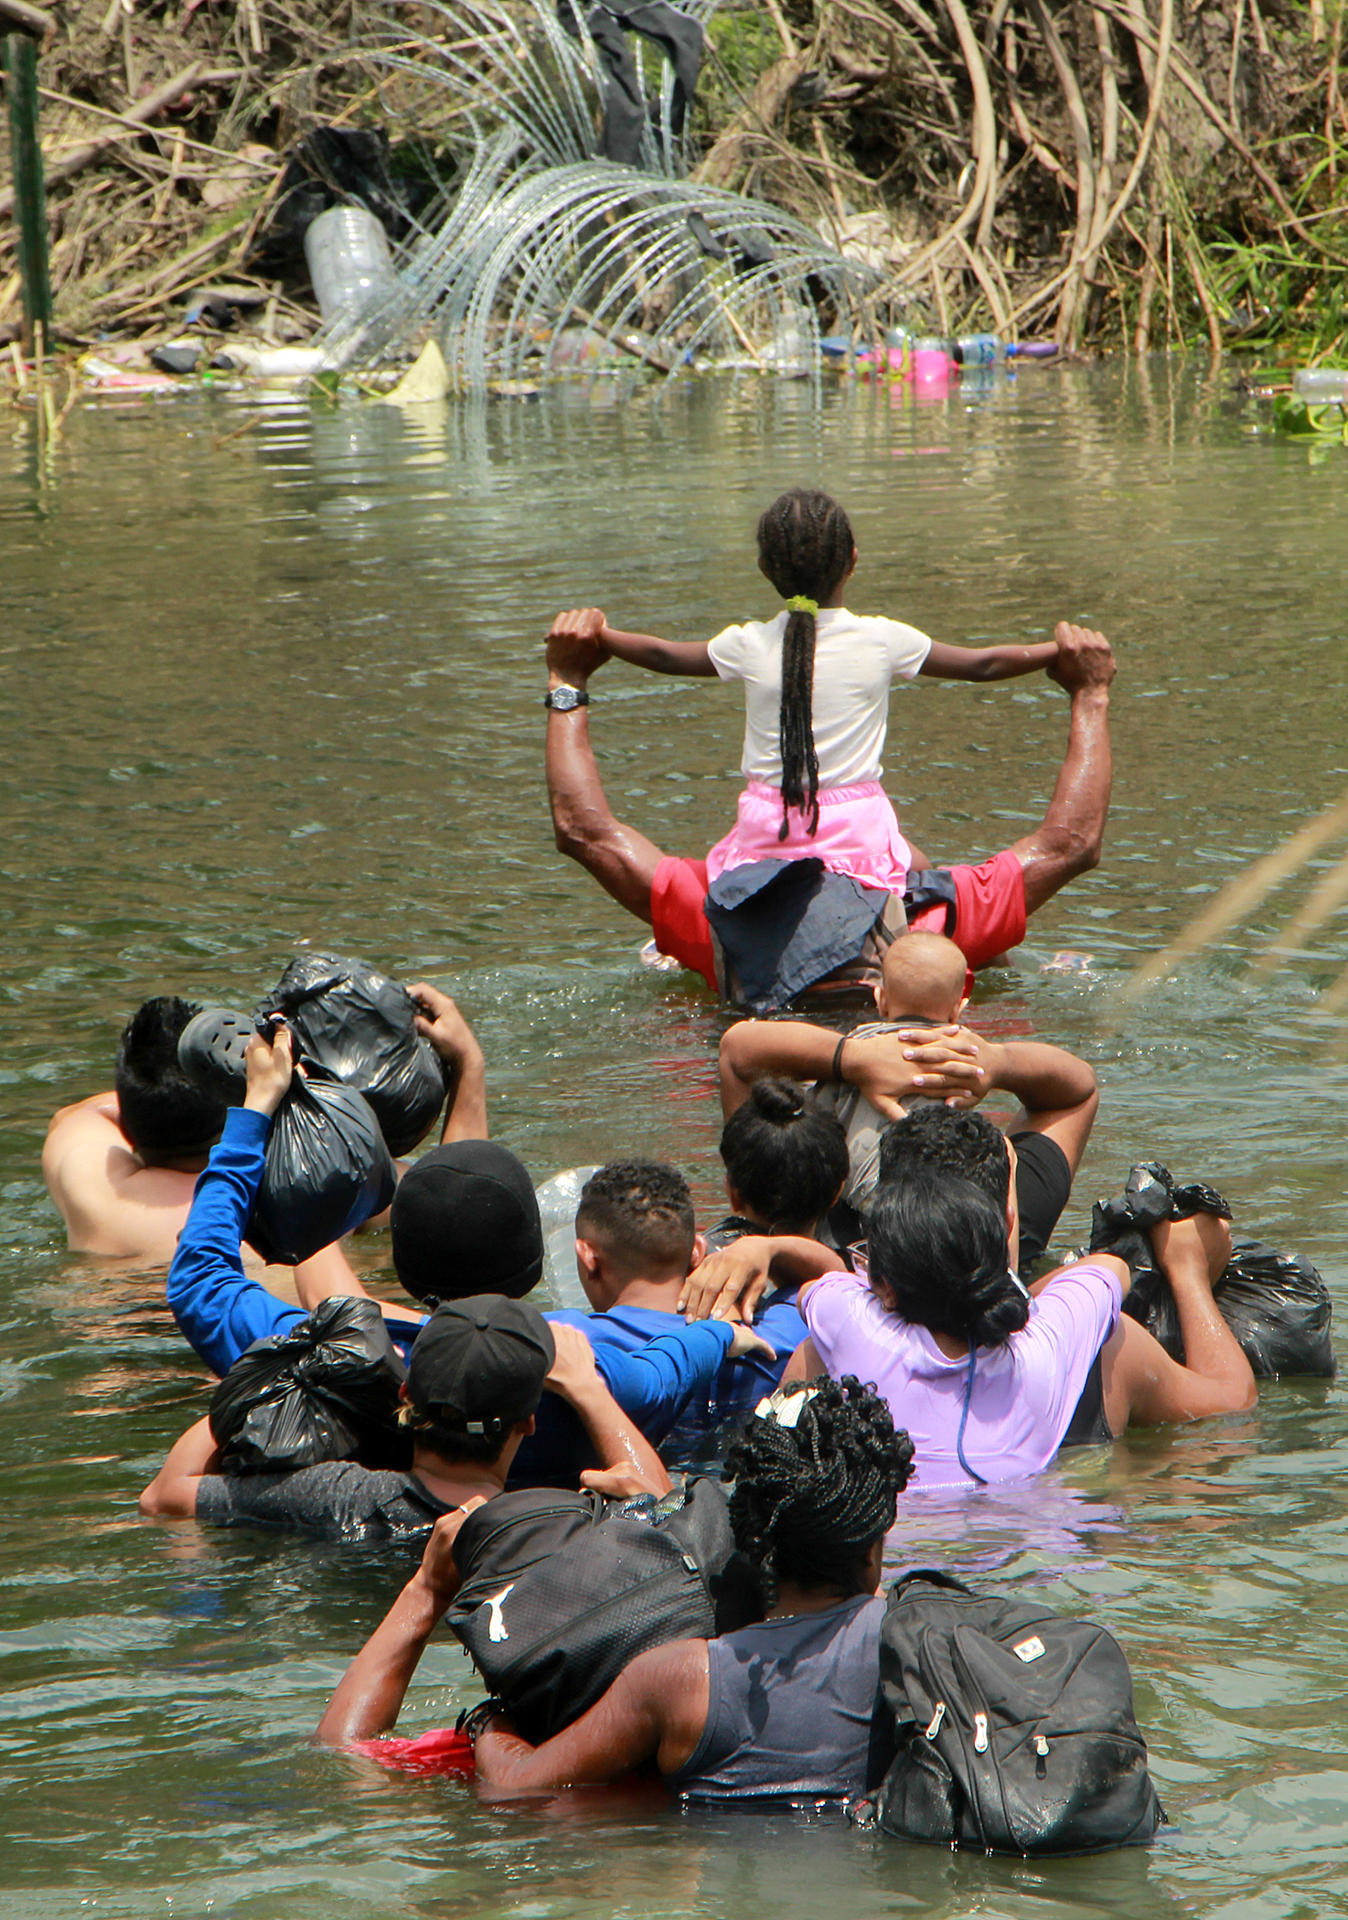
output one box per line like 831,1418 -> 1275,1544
550,487 -> 1060,897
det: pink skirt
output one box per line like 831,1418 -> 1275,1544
706,779 -> 911,895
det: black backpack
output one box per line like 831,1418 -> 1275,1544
446,1477 -> 758,1746
859,1571 -> 1164,1856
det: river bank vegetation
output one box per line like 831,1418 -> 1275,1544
1,0 -> 1345,358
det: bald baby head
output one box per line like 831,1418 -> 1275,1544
876,931 -> 968,1025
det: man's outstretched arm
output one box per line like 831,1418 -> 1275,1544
545,619 -> 667,923
316,1507 -> 481,1747
410,983 -> 488,1142
1009,622 -> 1115,915
166,1026 -> 304,1377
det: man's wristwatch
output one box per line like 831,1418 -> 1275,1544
544,684 -> 590,712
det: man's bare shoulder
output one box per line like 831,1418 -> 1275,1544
42,1095 -> 195,1259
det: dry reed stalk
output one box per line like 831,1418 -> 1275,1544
1114,792 -> 1348,1008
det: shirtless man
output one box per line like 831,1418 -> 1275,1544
43,997 -> 227,1263
42,983 -> 484,1269
543,618 -> 1115,997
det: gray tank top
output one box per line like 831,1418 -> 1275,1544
669,1595 -> 884,1804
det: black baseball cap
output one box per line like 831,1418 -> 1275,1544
405,1294 -> 555,1433
391,1141 -> 544,1304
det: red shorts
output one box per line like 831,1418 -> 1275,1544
649,849 -> 1027,992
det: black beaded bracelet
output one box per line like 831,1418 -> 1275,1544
456,1698 -> 506,1745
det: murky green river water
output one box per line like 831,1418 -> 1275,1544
3,359 -> 1348,1919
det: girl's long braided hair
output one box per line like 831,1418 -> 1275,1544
755,488 -> 856,839
725,1376 -> 915,1608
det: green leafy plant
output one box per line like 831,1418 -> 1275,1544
1272,393 -> 1348,439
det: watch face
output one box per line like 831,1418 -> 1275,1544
546,685 -> 586,711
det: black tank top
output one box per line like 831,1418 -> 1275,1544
668,1595 -> 883,1804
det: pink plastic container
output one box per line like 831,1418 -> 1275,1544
913,344 -> 953,385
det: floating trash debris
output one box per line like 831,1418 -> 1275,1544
301,0 -> 887,388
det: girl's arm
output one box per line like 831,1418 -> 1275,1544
601,622 -> 717,677
549,608 -> 716,677
919,639 -> 1057,682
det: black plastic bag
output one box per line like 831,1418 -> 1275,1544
209,1297 -> 408,1473
257,954 -> 447,1157
1125,1238 -> 1335,1379
1091,1163 -> 1334,1379
247,1069 -> 397,1265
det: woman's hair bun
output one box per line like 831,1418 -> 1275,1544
965,1261 -> 1030,1346
750,1075 -> 806,1124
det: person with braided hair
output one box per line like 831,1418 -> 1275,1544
544,553 -> 1118,1005
549,489 -> 1064,899
321,1379 -> 917,1804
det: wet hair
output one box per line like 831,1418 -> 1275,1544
868,1170 -> 1028,1349
756,488 -> 855,839
397,1402 -> 513,1467
880,931 -> 967,1024
726,1377 -> 915,1606
575,1160 -> 696,1277
719,1077 -> 849,1232
115,996 -> 228,1156
877,1102 -> 1012,1209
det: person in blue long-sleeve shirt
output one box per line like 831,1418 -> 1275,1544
163,1015 -> 774,1492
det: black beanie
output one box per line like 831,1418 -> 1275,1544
391,1141 -> 544,1304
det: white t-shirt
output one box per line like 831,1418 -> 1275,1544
707,608 -> 932,789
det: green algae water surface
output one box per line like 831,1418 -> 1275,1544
2,360 -> 1347,1920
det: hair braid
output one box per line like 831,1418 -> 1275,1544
755,488 -> 855,839
725,1377 -> 914,1605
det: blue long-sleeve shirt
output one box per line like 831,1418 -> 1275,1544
166,1110 -> 745,1478
167,1107 -> 306,1378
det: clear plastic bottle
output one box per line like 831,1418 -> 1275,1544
1292,366 -> 1348,401
953,332 -> 1004,365
883,326 -> 911,375
304,206 -> 399,333
766,313 -> 812,376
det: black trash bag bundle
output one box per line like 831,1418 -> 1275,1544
1089,1162 -> 1334,1379
209,1297 -> 408,1474
247,1067 -> 397,1265
256,954 -> 447,1157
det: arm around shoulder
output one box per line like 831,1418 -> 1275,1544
473,1638 -> 710,1790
